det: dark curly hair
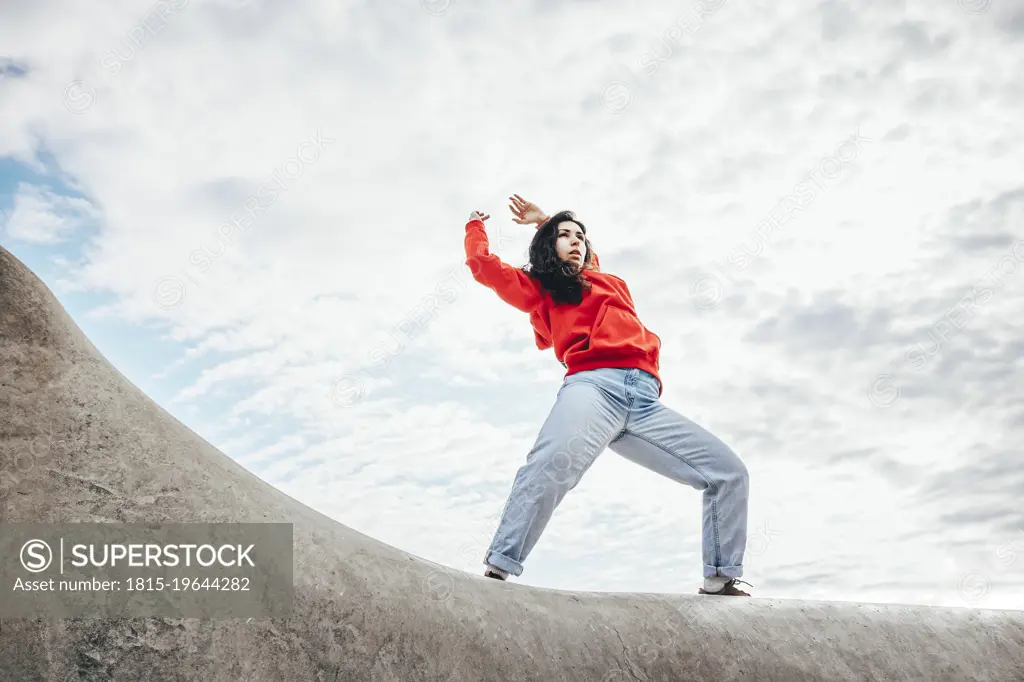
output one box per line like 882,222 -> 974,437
522,210 -> 596,306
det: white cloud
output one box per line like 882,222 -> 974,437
2,183 -> 99,244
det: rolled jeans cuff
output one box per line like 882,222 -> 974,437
485,551 -> 524,577
705,564 -> 743,579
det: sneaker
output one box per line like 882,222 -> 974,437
483,569 -> 507,581
698,579 -> 752,596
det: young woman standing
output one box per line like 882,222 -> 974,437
464,195 -> 752,596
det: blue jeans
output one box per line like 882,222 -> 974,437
485,367 -> 749,579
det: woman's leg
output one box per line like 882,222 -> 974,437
607,370 -> 749,579
484,369 -> 630,577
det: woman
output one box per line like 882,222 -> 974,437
464,194 -> 752,596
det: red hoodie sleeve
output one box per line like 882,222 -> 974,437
465,219 -> 543,313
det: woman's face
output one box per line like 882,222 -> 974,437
555,221 -> 586,267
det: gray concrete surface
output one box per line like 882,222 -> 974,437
1,243 -> 1022,681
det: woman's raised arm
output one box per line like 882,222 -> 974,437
464,211 -> 543,313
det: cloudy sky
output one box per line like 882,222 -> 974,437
2,0 -> 1022,611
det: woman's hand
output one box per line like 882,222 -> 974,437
509,194 -> 548,228
468,210 -> 490,222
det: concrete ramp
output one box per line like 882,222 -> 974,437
1,244 -> 1022,681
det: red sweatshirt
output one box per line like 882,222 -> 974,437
464,219 -> 663,396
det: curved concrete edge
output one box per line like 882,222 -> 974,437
1,244 -> 1023,682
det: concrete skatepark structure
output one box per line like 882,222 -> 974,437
1,243 -> 1023,681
